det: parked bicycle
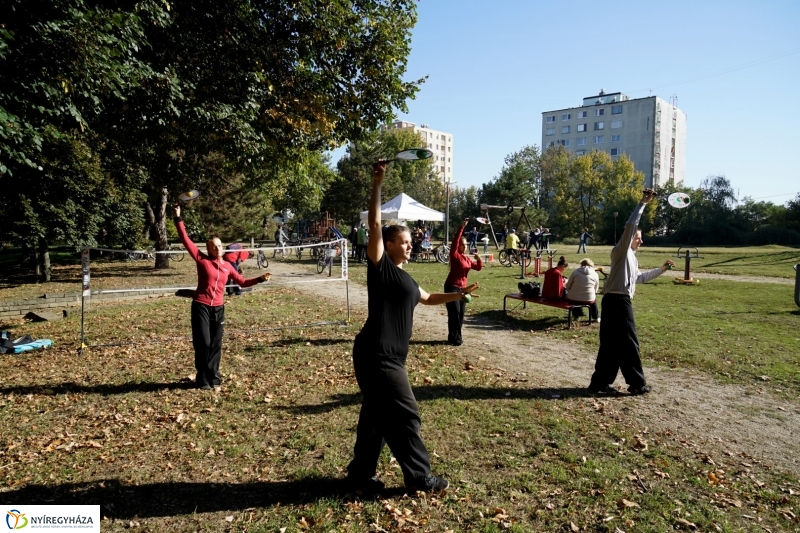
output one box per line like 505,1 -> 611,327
168,243 -> 184,262
317,242 -> 340,275
255,244 -> 270,269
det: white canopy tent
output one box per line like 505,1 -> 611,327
359,193 -> 444,223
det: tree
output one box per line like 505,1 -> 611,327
101,0 -> 423,268
0,0 -> 168,278
480,145 -> 546,233
2,0 -> 422,271
541,148 -> 643,242
323,127 -> 443,224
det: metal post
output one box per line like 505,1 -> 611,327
445,181 -> 451,244
684,250 -> 691,281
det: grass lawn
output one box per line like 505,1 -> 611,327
0,286 -> 798,532
0,245 -> 798,531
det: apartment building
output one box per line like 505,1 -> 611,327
389,120 -> 454,183
541,90 -> 686,188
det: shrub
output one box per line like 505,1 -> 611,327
745,226 -> 800,246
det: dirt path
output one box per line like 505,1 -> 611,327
263,260 -> 800,478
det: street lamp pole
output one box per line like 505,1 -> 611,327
445,180 -> 456,243
613,211 -> 619,244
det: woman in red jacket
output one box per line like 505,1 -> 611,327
444,218 -> 483,346
542,256 -> 569,299
174,205 -> 270,390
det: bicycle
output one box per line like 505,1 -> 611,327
255,244 -> 269,269
168,244 -> 185,262
316,243 -> 340,275
433,243 -> 450,264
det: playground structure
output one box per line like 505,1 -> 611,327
673,247 -> 702,285
477,203 -> 537,251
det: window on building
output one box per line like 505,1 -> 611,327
577,137 -> 586,146
562,113 -> 571,120
578,110 -> 588,118
548,141 -> 555,147
441,166 -> 445,173
448,147 -> 451,152
610,148 -> 620,156
611,105 -> 623,115
558,139 -> 570,147
546,116 -> 556,123
577,124 -> 587,132
594,122 -> 604,130
545,128 -> 555,135
611,135 -> 621,142
594,108 -> 605,116
593,136 -> 604,144
577,150 -> 586,156
561,126 -> 570,134
611,120 -> 622,129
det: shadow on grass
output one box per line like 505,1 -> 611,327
243,337 -> 352,351
0,380 -> 197,396
0,476 -> 374,519
471,309 -> 574,331
276,385 -> 597,415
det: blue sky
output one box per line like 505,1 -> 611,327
380,0 -> 800,205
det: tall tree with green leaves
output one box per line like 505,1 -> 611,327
323,127 -> 443,224
541,148 -> 644,241
479,145 -> 546,233
0,0 -> 167,278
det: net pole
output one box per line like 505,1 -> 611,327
79,247 -> 90,356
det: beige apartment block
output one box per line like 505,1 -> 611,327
390,120 -> 454,183
541,90 -> 686,189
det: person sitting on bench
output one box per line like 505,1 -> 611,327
542,256 -> 569,299
565,258 -> 600,321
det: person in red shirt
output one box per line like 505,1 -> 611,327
542,256 -> 569,299
444,218 -> 483,346
174,205 -> 270,390
222,243 -> 251,296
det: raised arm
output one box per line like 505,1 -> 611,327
366,160 -> 388,264
173,205 -> 201,262
611,190 -> 655,262
450,219 -> 468,259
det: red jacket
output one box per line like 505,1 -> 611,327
176,219 -> 261,306
445,226 -> 482,288
542,267 -> 566,299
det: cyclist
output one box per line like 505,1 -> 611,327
505,228 -> 520,263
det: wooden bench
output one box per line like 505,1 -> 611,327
503,293 -> 593,329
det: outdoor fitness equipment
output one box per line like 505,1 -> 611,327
673,247 -> 702,285
478,203 -> 537,253
178,190 -> 201,205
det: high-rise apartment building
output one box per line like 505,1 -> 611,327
390,121 -> 454,183
541,90 -> 686,188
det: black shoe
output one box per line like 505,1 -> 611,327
587,385 -> 618,395
198,384 -> 212,390
628,385 -> 652,395
405,474 -> 449,493
345,475 -> 384,495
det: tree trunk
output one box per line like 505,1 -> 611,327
37,237 -> 51,282
145,186 -> 171,269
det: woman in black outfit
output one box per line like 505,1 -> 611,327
346,160 -> 478,494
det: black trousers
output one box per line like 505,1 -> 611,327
348,351 -> 430,484
355,244 -> 365,262
444,283 -> 465,345
589,293 -> 646,390
191,301 -> 225,387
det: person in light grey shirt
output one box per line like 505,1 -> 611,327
587,189 -> 675,396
